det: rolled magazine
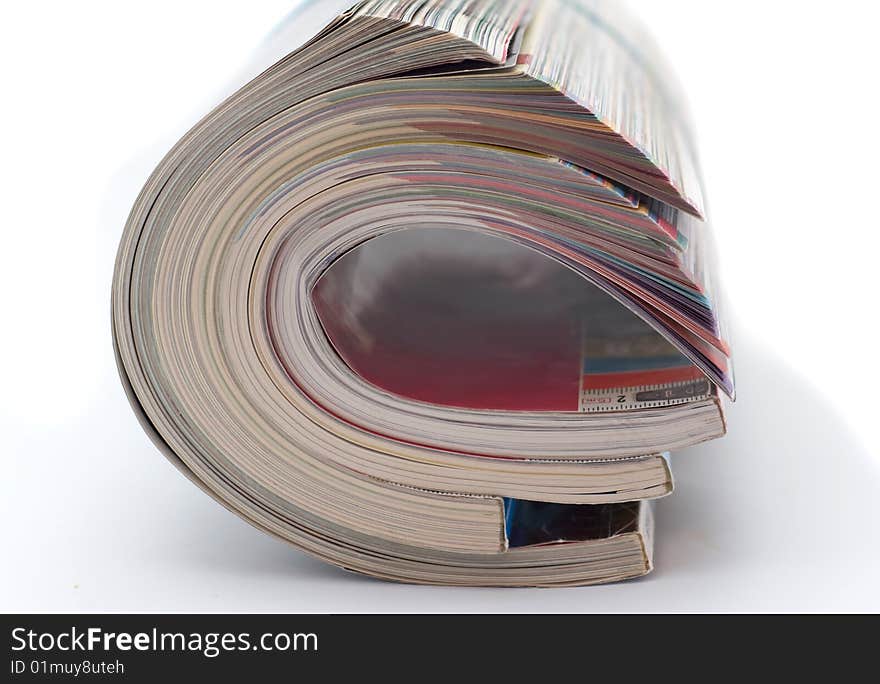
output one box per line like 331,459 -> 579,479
112,0 -> 733,586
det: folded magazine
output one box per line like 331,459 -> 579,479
112,0 -> 733,586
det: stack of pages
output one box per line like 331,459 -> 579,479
113,0 -> 733,586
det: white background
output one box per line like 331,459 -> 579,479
2,0 -> 879,612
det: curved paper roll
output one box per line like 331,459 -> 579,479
112,0 -> 732,586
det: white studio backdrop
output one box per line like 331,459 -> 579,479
1,1 -> 878,611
